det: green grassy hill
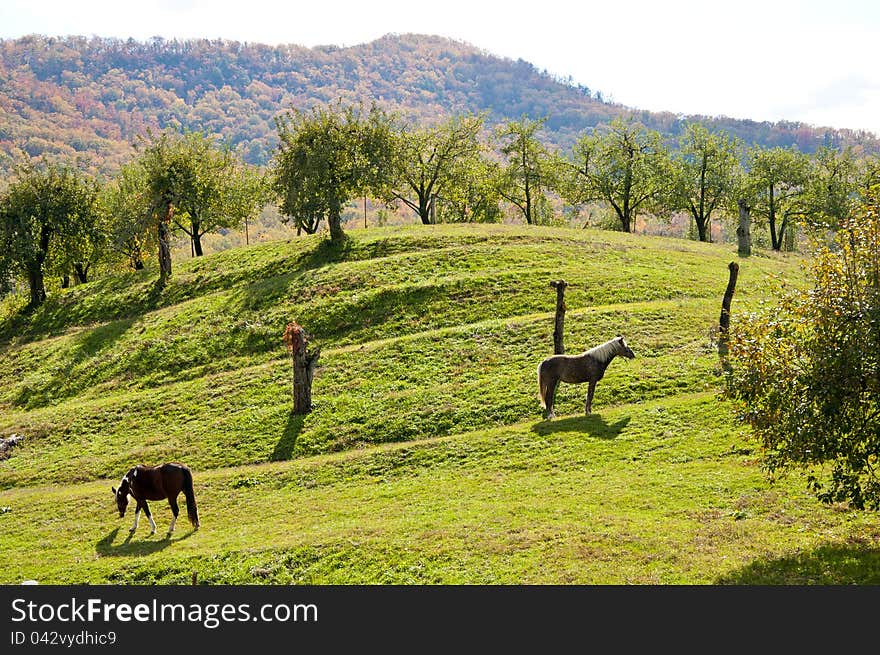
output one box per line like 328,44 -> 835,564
2,224 -> 879,584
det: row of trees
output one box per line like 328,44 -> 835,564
271,106 -> 880,250
4,102 -> 879,308
0,131 -> 265,306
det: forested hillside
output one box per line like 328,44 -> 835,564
2,33 -> 878,178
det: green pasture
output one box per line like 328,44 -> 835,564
3,223 -> 875,584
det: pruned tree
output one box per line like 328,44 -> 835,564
746,145 -> 811,251
495,116 -> 556,225
717,261 -> 739,367
736,199 -> 752,257
137,130 -> 265,260
563,118 -> 670,233
670,124 -> 741,242
272,101 -> 395,242
391,113 -> 485,225
550,279 -> 567,355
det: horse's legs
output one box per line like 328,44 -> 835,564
166,494 -> 180,537
142,501 -> 156,535
585,380 -> 597,414
129,505 -> 141,533
546,378 -> 559,419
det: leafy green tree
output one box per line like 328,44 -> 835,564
564,118 -> 669,233
0,163 -> 99,307
670,124 -> 741,242
494,116 -> 556,225
435,155 -> 504,223
724,192 -> 880,509
272,102 -> 395,242
54,200 -> 106,285
746,146 -> 811,250
391,113 -> 485,224
100,161 -> 155,271
137,130 -> 265,258
862,154 -> 880,193
798,146 -> 861,235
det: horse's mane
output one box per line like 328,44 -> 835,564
118,467 -> 136,492
585,338 -> 622,365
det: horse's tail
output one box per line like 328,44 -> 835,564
181,466 -> 200,529
537,360 -> 548,409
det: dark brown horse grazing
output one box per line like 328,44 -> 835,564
111,463 -> 200,538
538,336 -> 635,419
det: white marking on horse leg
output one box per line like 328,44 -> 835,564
147,514 -> 156,534
167,515 -> 177,536
130,508 -> 140,532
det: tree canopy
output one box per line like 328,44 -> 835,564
746,146 -> 811,251
391,113 -> 485,225
0,163 -> 99,307
564,118 -> 670,233
136,130 -> 266,257
495,116 -> 556,225
669,124 -> 740,242
272,102 -> 395,241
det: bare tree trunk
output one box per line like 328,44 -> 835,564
284,322 -> 321,414
158,203 -> 173,282
192,233 -> 204,257
27,227 -> 50,308
696,217 -> 709,242
550,279 -> 567,355
329,199 -> 345,242
27,265 -> 46,307
718,261 -> 739,367
74,263 -> 88,284
737,200 -> 751,257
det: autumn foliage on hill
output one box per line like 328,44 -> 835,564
2,33 -> 878,179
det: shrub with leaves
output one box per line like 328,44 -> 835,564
724,193 -> 880,509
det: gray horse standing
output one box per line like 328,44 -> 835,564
538,336 -> 635,419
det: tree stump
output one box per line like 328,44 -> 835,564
550,280 -> 567,354
284,322 -> 321,414
718,261 -> 739,367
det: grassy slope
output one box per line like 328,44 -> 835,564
1,224 -> 878,584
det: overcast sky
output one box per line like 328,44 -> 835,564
2,0 -> 879,136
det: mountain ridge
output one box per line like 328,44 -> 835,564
1,32 -> 878,178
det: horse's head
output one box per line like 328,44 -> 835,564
111,477 -> 130,517
617,336 -> 635,359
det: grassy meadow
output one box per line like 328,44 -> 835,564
1,223 -> 878,584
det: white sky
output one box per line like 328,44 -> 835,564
2,0 -> 879,136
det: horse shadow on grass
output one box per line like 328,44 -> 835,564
95,526 -> 196,557
271,410 -> 306,461
531,414 -> 631,440
715,544 -> 880,584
